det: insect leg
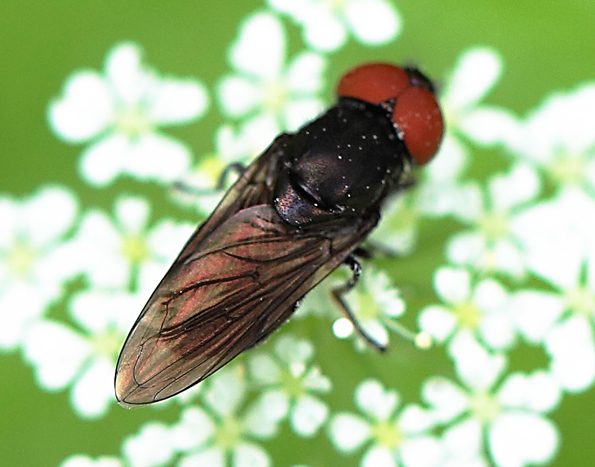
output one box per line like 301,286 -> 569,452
331,255 -> 387,351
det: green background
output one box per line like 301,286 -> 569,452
1,0 -> 594,466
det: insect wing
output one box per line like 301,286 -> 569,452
115,202 -> 377,407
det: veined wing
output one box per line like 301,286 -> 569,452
115,204 -> 377,407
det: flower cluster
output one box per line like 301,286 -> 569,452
2,1 -> 595,467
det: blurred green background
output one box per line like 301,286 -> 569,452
1,0 -> 594,466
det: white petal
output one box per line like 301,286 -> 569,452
283,98 -> 325,131
123,133 -> 191,183
489,163 -> 541,213
423,134 -> 469,183
328,413 -> 371,452
216,114 -> 280,161
170,407 -> 214,451
446,232 -> 487,268
148,78 -> 209,124
417,306 -> 457,343
48,71 -> 114,142
243,390 -> 288,438
179,447 -> 224,467
146,220 -> 194,262
285,52 -> 325,94
123,422 -> 175,467
356,379 -> 399,421
218,76 -> 263,117
509,190 -> 587,290
545,315 -> 595,392
71,357 -> 115,419
400,436 -> 443,467
233,442 -> 271,467
290,394 -> 328,437
448,331 -> 505,390
0,285 -> 52,349
441,418 -> 483,460
344,0 -> 401,45
60,455 -> 122,467
497,371 -> 561,413
23,185 -> 79,248
204,367 -> 246,416
434,267 -> 471,304
444,47 -> 502,111
360,319 -> 389,348
79,133 -> 129,186
230,12 -> 285,80
509,290 -> 565,344
105,43 -> 147,106
302,366 -> 332,392
459,107 -> 521,147
362,445 -> 396,467
397,404 -> 437,434
421,377 -> 469,423
114,196 -> 150,235
248,353 -> 281,385
488,412 -> 559,467
274,333 -> 314,366
22,320 -> 90,389
302,11 -> 347,52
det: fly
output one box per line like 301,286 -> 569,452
115,63 -> 444,407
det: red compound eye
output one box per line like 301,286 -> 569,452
337,63 -> 444,165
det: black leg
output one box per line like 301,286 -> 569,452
331,255 -> 387,352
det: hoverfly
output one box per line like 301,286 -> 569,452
115,63 -> 444,407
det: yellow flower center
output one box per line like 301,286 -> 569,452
566,286 -> 595,317
548,152 -> 585,185
6,240 -> 36,279
453,301 -> 480,329
213,416 -> 242,450
479,211 -> 507,242
469,391 -> 500,423
121,234 -> 148,264
116,105 -> 152,138
372,420 -> 402,448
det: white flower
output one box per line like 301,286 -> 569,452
74,196 -> 194,290
507,189 -> 595,392
332,266 -> 407,350
268,0 -> 402,52
418,267 -> 516,351
245,334 -> 331,437
48,42 -> 209,186
328,379 -> 442,467
0,185 -> 80,350
416,47 -> 521,219
445,163 -> 541,278
217,12 -> 326,160
422,336 -> 561,467
504,82 -> 595,191
22,288 -> 143,419
123,422 -> 176,467
170,366 -> 272,467
59,455 -> 123,467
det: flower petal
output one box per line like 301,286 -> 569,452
328,413 -> 371,452
48,71 -> 114,142
230,13 -> 285,80
488,412 -> 559,467
344,0 -> 402,45
443,47 -> 502,111
290,394 -> 329,437
148,78 -> 209,125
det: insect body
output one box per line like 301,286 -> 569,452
115,63 -> 444,408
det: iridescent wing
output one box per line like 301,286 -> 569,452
115,137 -> 378,407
